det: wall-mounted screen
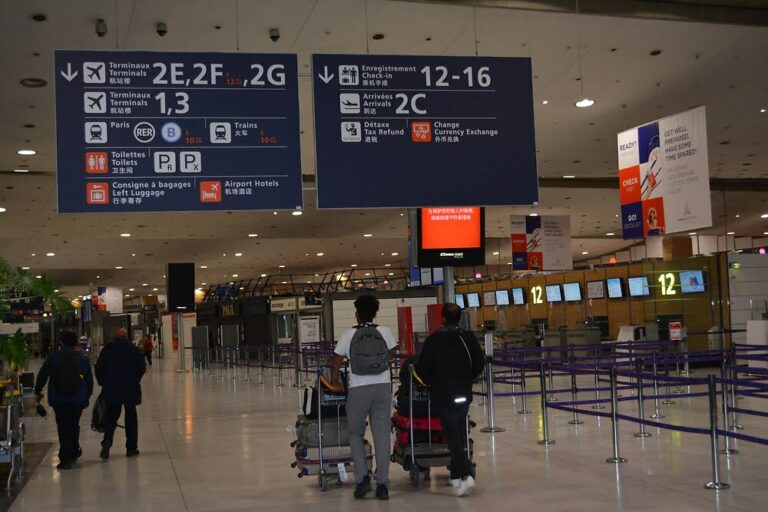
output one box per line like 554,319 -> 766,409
495,290 -> 510,306
545,284 -> 563,303
467,292 -> 481,308
417,207 -> 485,267
512,288 -> 526,305
606,278 -> 624,299
586,280 -> 605,299
628,276 -> 651,297
680,270 -> 705,294
563,282 -> 582,302
483,291 -> 496,306
455,293 -> 466,309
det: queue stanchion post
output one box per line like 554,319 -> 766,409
719,359 -> 738,455
568,345 -> 583,425
592,347 -> 605,410
650,352 -> 664,419
728,344 -> 744,430
547,347 -> 557,403
704,374 -> 730,490
278,351 -> 284,388
537,363 -> 555,446
244,346 -> 251,383
518,366 -> 531,415
480,355 -> 505,433
662,360 -> 675,406
258,346 -> 265,384
675,351 -> 684,395
633,359 -> 651,438
605,366 -> 627,464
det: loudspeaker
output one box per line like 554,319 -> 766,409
166,263 -> 195,312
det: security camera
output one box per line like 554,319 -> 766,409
95,19 -> 107,38
156,22 -> 168,37
269,28 -> 280,42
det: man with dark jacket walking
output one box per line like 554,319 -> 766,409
95,328 -> 146,460
416,303 -> 484,497
34,331 -> 94,470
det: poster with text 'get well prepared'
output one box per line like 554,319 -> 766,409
510,215 -> 572,271
617,106 -> 712,239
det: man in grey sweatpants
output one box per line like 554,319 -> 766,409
331,294 -> 398,500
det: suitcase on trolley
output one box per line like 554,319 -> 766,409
292,440 -> 373,490
295,415 -> 349,448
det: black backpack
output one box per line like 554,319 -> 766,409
55,353 -> 83,397
91,392 -> 107,432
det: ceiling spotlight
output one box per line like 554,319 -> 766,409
20,78 -> 47,88
384,263 -> 391,267
21,266 -> 29,270
235,252 -> 243,257
350,264 -> 358,268
281,281 -> 287,284
688,232 -> 697,236
363,233 -> 373,238
232,274 -> 238,278
120,233 -> 131,237
129,288 -> 135,291
735,214 -> 740,218
492,251 -> 500,255
372,33 -> 385,40
542,100 -> 549,105
606,232 -> 615,236
115,266 -> 123,270
391,252 -> 399,256
278,264 -> 286,268
17,149 -> 36,155
35,275 -> 42,279
152,287 -> 158,291
292,210 -> 303,216
248,233 -> 258,238
365,272 -> 371,276
31,253 -> 36,256
0,207 -> 6,213
97,275 -> 101,279
142,283 -> 148,286
200,265 -> 208,269
761,214 -> 768,219
761,109 -> 766,113
46,252 -> 55,257
13,169 -> 29,173
529,213 -> 539,217
95,18 -> 107,38
388,272 -> 394,276
202,282 -> 207,285
273,211 -> 278,215
575,98 -> 595,108
727,231 -> 735,235
260,274 -> 267,278
581,251 -> 589,255
316,252 -> 324,256
563,175 -> 576,179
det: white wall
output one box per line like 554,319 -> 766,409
332,296 -> 438,341
728,253 -> 768,343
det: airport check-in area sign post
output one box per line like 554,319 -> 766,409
312,54 -> 539,209
54,51 -> 303,213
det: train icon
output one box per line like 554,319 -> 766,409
209,122 -> 231,144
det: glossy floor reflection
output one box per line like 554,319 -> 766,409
12,358 -> 768,511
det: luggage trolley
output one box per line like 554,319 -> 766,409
292,372 -> 371,491
392,364 -> 475,488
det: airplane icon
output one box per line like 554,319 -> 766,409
83,62 -> 106,84
339,93 -> 360,114
84,92 -> 107,113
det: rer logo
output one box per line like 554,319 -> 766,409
200,181 -> 222,203
411,121 -> 432,143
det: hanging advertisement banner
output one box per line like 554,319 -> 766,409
617,106 -> 712,239
510,215 -> 573,271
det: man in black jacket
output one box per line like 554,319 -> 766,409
95,328 -> 146,460
34,331 -> 94,470
416,303 -> 484,497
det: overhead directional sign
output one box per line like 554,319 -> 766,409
54,50 -> 302,213
312,54 -> 538,209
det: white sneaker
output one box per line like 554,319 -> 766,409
455,476 -> 476,497
449,478 -> 461,490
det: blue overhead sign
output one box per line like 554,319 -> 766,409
312,54 -> 538,209
54,51 -> 302,213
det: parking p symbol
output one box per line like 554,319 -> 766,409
180,152 -> 202,173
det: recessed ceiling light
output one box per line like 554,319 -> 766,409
115,266 -> 123,270
314,273 -> 320,277
273,211 -> 278,215
278,264 -> 286,268
13,169 -> 29,173
281,281 -> 287,284
350,264 -> 358,267
35,275 -> 42,279
202,282 -> 207,286
365,272 -> 371,276
735,214 -> 740,218
235,252 -> 243,257
563,175 -> 576,179
248,233 -> 258,238
45,252 -> 54,256
54,289 -> 59,293
761,214 -> 768,219
606,232 -> 615,236
142,283 -> 148,286
96,275 -> 100,279
388,272 -> 394,276
581,251 -> 589,255
363,233 -> 373,237
120,233 -> 131,237
391,252 -> 399,256
316,252 -> 324,256
0,207 -> 6,213
20,77 -> 47,88
239,287 -> 245,290
21,266 -> 29,270
542,100 -> 549,105
400,213 -> 405,216
727,231 -> 735,235
575,98 -> 595,108
492,251 -> 500,255
125,294 -> 130,298
384,263 -> 391,267
761,109 -> 766,113
129,288 -> 135,291
372,33 -> 385,40
232,274 -> 238,278
688,232 -> 697,236
200,265 -> 208,269
17,149 -> 36,155
260,274 -> 267,278
31,13 -> 47,22
764,232 -> 768,236
31,253 -> 36,256
529,213 -> 539,217
292,210 -> 303,216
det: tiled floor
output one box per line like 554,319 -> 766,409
11,358 -> 768,511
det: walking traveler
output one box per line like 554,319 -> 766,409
34,331 -> 94,470
330,294 -> 397,500
95,328 -> 146,460
416,303 -> 484,496
141,333 -> 154,368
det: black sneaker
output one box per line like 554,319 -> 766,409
354,476 -> 372,499
75,447 -> 83,461
56,461 -> 73,470
126,449 -> 140,458
99,443 -> 110,460
375,484 -> 389,500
